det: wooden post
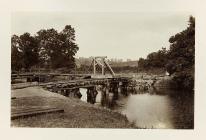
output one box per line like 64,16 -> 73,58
122,82 -> 128,96
104,81 -> 114,107
65,89 -> 70,97
112,83 -> 118,100
101,85 -> 106,106
60,89 -> 65,96
92,86 -> 98,104
86,87 -> 97,104
87,88 -> 91,103
105,84 -> 110,107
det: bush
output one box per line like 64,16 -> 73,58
170,71 -> 194,91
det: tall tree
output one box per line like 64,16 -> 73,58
18,33 -> 39,70
137,16 -> 195,90
166,16 -> 195,75
59,25 -> 79,69
11,35 -> 23,71
37,28 -> 61,68
36,25 -> 79,71
166,16 -> 195,90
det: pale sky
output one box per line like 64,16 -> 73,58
11,12 -> 192,60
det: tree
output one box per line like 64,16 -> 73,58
37,28 -> 62,68
167,16 -> 195,72
18,33 -> 39,70
11,25 -> 79,72
138,47 -> 168,70
137,16 -> 195,91
166,16 -> 195,90
11,35 -> 23,71
59,25 -> 79,69
36,25 -> 79,71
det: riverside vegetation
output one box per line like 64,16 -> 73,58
11,16 -> 195,128
11,16 -> 195,93
138,16 -> 195,92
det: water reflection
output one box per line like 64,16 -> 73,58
117,94 -> 173,128
80,88 -> 87,102
116,90 -> 194,129
80,88 -> 194,129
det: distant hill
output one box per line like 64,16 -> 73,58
109,60 -> 138,67
75,57 -> 138,67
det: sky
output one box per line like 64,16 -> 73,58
11,12 -> 192,60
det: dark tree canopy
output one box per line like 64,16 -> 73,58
19,33 -> 39,69
11,25 -> 79,72
11,33 -> 39,71
167,16 -> 195,75
11,35 -> 23,71
138,16 -> 195,90
138,47 -> 168,70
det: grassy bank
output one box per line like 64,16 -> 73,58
11,87 -> 134,128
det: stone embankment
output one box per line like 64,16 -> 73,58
127,74 -> 172,93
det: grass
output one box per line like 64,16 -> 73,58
11,87 -> 135,128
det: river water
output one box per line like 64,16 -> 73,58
80,88 -> 194,129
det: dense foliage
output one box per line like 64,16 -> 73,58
11,25 -> 78,72
138,16 -> 195,91
138,47 -> 168,71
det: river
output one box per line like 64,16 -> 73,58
80,88 -> 194,129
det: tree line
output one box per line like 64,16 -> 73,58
138,16 -> 195,91
11,17 -> 195,90
11,25 -> 79,72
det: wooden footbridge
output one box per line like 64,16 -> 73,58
41,76 -> 131,105
11,56 -> 135,107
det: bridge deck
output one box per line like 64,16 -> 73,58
11,73 -> 91,78
11,72 -> 132,90
40,77 -> 130,89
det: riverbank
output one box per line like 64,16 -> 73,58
11,87 -> 135,128
125,73 -> 172,93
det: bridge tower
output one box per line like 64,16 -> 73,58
92,56 -> 115,77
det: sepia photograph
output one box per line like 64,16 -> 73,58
10,12 -> 195,129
